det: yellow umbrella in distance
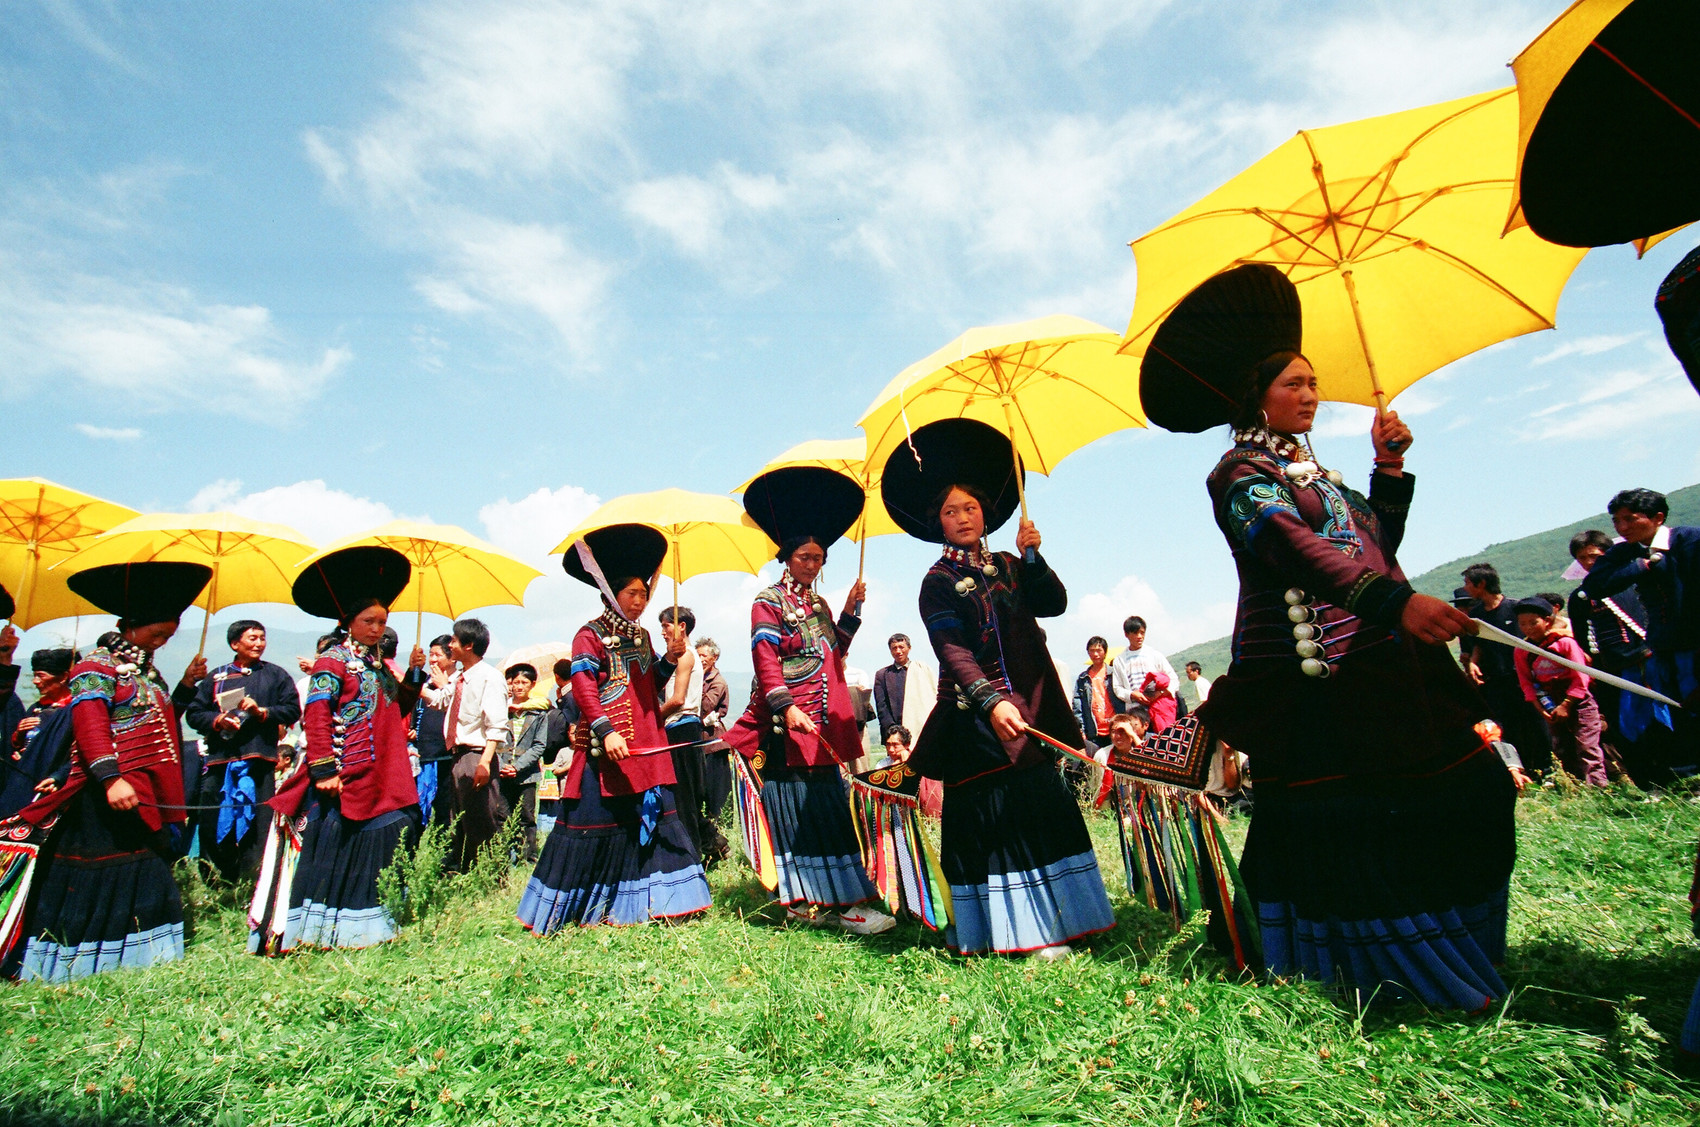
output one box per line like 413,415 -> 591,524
307,521 -> 543,646
552,489 -> 777,614
1121,88 -> 1590,413
734,436 -> 901,583
0,478 -> 139,629
58,511 -> 316,653
857,315 -> 1147,537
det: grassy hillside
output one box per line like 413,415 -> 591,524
1175,482 -> 1700,677
3,789 -> 1700,1125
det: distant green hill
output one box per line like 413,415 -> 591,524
1173,482 -> 1700,678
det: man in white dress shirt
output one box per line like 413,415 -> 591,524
422,617 -> 509,871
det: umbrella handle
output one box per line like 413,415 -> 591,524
999,400 -> 1038,564
855,508 -> 867,614
1340,268 -> 1402,446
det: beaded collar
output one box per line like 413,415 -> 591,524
1232,425 -> 1342,490
595,607 -> 645,647
939,543 -> 996,571
109,638 -> 152,677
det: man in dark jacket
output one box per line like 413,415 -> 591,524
1568,529 -> 1657,784
1579,488 -> 1700,780
184,620 -> 302,882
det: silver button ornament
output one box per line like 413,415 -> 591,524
982,563 -> 998,577
955,577 -> 976,594
1287,604 -> 1314,624
1291,622 -> 1317,641
1295,639 -> 1321,659
1283,588 -> 1307,605
1300,657 -> 1331,678
1326,469 -> 1344,485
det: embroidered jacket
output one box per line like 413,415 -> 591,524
270,641 -> 422,822
565,609 -> 677,798
726,573 -> 863,768
909,547 -> 1082,786
17,642 -> 187,833
1198,428 -> 1489,778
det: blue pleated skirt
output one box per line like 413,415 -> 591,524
14,787 -> 184,983
271,798 -> 418,952
762,764 -> 881,910
1683,976 -> 1700,1055
516,756 -> 710,933
1242,748 -> 1516,1010
940,762 -> 1115,955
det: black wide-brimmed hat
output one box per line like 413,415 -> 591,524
1657,243 -> 1700,394
292,546 -> 412,622
68,561 -> 213,625
741,466 -> 866,555
562,523 -> 669,592
0,582 -> 12,622
1139,263 -> 1302,433
879,418 -> 1024,543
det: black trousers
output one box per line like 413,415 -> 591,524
194,758 -> 277,884
666,720 -> 728,862
701,747 -> 733,821
498,778 -> 538,863
445,749 -> 508,872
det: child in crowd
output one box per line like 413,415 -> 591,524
880,725 -> 941,818
1514,597 -> 1609,786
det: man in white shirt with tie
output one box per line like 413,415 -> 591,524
422,618 -> 509,871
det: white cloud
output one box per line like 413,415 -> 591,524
1060,572 -> 1236,675
74,423 -> 142,440
0,265 -> 349,420
188,479 -> 414,546
424,215 -> 609,356
478,483 -> 602,565
1266,4 -> 1549,119
1532,333 -> 1645,366
1516,358 -> 1700,443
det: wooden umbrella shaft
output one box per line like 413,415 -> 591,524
999,399 -> 1037,563
1339,267 -> 1387,419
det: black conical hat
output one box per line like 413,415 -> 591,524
879,418 -> 1024,543
741,466 -> 865,553
561,524 -> 669,590
68,561 -> 213,624
1139,263 -> 1302,434
0,582 -> 12,622
292,546 -> 412,622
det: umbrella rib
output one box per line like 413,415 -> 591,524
1401,243 -> 1555,326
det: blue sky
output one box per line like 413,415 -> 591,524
4,0 -> 1697,689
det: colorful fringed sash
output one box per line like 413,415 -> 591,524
0,815 -> 56,966
847,761 -> 951,931
730,752 -> 778,892
1027,719 -> 1260,971
248,758 -> 308,956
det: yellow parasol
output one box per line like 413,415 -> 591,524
306,521 -> 543,646
1120,88 -> 1590,414
0,478 -> 139,629
57,511 -> 316,654
1507,0 -> 1698,252
734,436 -> 901,582
857,315 -> 1147,539
551,489 -> 776,616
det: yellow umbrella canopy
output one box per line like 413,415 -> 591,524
307,521 -> 543,640
1120,88 -> 1590,410
857,315 -> 1147,481
58,511 -> 317,652
0,478 -> 139,629
734,437 -> 903,542
1507,0 -> 1699,249
551,489 -> 776,594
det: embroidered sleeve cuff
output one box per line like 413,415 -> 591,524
590,716 -> 615,740
86,754 -> 121,782
1345,573 -> 1414,627
1368,469 -> 1414,513
962,677 -> 1005,714
765,687 -> 795,714
403,666 -> 427,686
307,756 -> 340,781
837,610 -> 861,635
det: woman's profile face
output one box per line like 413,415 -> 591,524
1260,356 -> 1319,435
123,621 -> 179,654
615,578 -> 650,619
938,488 -> 985,547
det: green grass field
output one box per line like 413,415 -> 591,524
5,786 -> 1700,1126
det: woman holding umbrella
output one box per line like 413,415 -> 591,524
251,546 -> 426,954
1139,263 -> 1515,1009
726,468 -> 895,935
880,418 -> 1115,960
1,561 -> 212,981
515,525 -> 711,932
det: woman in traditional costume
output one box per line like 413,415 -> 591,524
881,419 -> 1116,959
727,467 -> 895,935
1140,263 -> 1515,1009
1,561 -> 212,982
515,525 -> 711,931
250,546 -> 426,954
